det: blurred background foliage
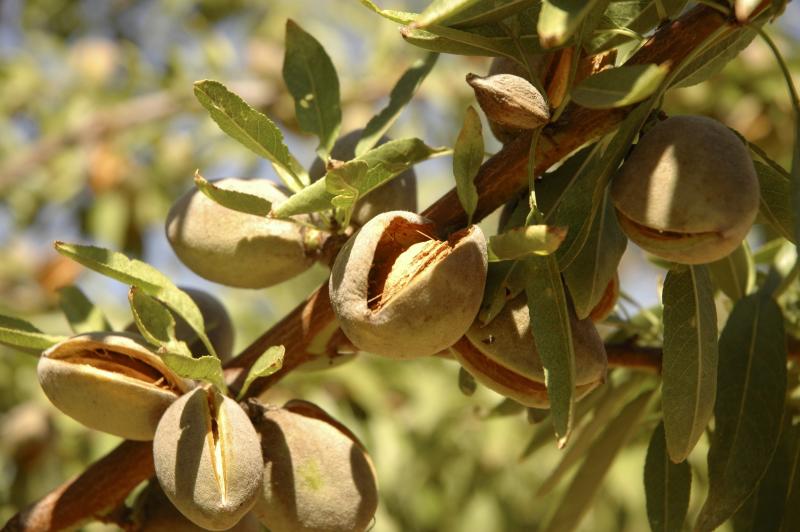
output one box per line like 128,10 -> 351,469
0,1 -> 799,530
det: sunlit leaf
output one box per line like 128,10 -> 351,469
490,225 -> 567,261
237,345 -> 285,400
413,0 -> 484,28
448,0 -> 539,28
128,287 -> 191,358
538,0 -> 603,48
453,106 -> 483,224
0,314 -> 65,351
359,0 -> 417,24
661,265 -> 718,463
161,352 -> 227,393
283,20 -> 341,159
194,172 -> 272,217
644,422 -> 692,532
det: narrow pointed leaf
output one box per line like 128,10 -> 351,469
490,225 -> 567,261
54,242 -> 216,358
271,179 -> 332,218
673,23 -> 762,88
356,53 -> 438,156
359,0 -> 417,24
193,173 -> 271,217
563,190 -> 626,319
449,0 -> 539,28
326,160 -> 369,227
696,292 -> 787,531
588,0 -> 688,52
0,315 -> 66,351
413,0 -> 483,28
755,160 -> 795,243
400,24 -> 522,57
644,422 -> 692,532
525,255 -> 575,446
284,20 -> 341,158
128,287 -> 191,358
543,390 -> 653,532
661,265 -> 718,463
161,352 -> 226,393
193,80 -> 302,186
237,345 -> 285,400
538,0 -> 602,48
453,106 -> 483,224
57,285 -> 112,334
708,242 -> 755,301
571,64 -> 668,109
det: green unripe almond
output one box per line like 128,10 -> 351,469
153,387 -> 264,531
166,178 -> 315,288
249,400 -> 378,532
611,115 -> 759,264
309,129 -> 417,226
456,293 -> 607,408
330,211 -> 488,359
37,332 -> 192,440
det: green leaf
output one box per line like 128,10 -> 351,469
644,422 -> 692,532
708,242 -> 755,302
453,106 -> 483,224
490,225 -> 567,261
57,285 -> 111,334
275,138 -> 445,218
543,390 -> 654,532
587,0 -> 688,53
128,287 -> 192,358
54,242 -> 216,358
571,64 -> 668,109
448,0 -> 539,28
755,160 -> 794,243
193,80 -> 303,189
399,24 -> 524,57
661,265 -> 718,463
538,0 -> 603,48
0,314 -> 66,351
161,352 -> 227,393
413,0 -> 484,28
478,260 -> 520,324
326,160 -> 369,227
672,23 -> 761,89
356,53 -> 438,156
524,255 -> 575,446
563,189 -> 626,319
537,375 -> 645,495
193,172 -> 272,217
358,0 -> 418,24
237,345 -> 285,400
695,292 -> 788,532
283,20 -> 342,159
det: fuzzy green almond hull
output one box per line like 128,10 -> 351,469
249,400 -> 378,532
166,178 -> 315,289
37,332 -> 191,441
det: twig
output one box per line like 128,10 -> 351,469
2,4 -> 771,530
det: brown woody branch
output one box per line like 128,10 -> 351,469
3,4 -> 766,531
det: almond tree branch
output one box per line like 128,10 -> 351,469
3,4 -> 774,531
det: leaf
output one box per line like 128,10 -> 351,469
356,53 -> 438,156
237,345 -> 285,400
160,352 -> 227,393
571,64 -> 668,109
538,0 -> 603,48
695,292 -> 787,532
490,225 -> 567,261
644,422 -> 692,532
478,260 -> 520,324
537,375 -> 645,495
399,24 -> 523,58
672,23 -> 761,89
283,20 -> 342,159
708,242 -> 755,302
413,0 -> 484,28
128,287 -> 192,358
57,285 -> 111,334
0,314 -> 66,351
358,0 -> 418,24
193,172 -> 272,217
587,0 -> 688,53
453,106 -> 483,224
274,138 -> 445,218
193,80 -> 303,188
458,366 -> 477,396
661,265 -> 718,463
448,0 -> 539,28
326,160 -> 369,227
563,189 -> 626,319
542,390 -> 653,532
755,160 -> 794,242
524,255 -> 576,446
782,422 -> 800,532
54,242 -> 216,358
